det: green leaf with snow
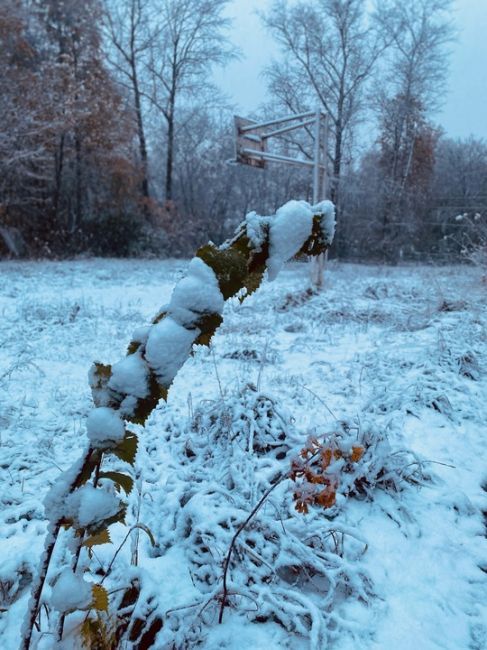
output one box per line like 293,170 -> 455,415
111,433 -> 138,466
98,471 -> 134,495
82,529 -> 112,549
86,504 -> 127,535
91,584 -> 109,613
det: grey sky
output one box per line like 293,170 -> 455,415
214,0 -> 487,141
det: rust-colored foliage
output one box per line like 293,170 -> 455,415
378,93 -> 440,191
290,437 -> 364,514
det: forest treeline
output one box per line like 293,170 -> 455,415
1,0 -> 486,262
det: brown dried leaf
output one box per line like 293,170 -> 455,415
92,584 -> 109,613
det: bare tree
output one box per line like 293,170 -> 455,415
103,0 -> 156,205
431,137 -> 487,263
375,0 -> 454,112
0,0 -> 141,257
374,0 -> 455,257
262,0 -> 386,207
374,0 -> 455,180
147,0 -> 235,201
434,137 -> 487,208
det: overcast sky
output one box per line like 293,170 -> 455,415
214,0 -> 487,141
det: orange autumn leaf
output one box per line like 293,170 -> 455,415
321,448 -> 332,469
292,436 -> 366,514
315,488 -> 337,509
351,446 -> 364,462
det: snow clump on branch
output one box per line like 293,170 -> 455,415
245,199 -> 336,281
50,569 -> 92,613
146,258 -> 224,383
86,406 -> 125,448
268,200 -> 314,280
65,484 -> 121,529
146,317 -> 200,385
109,352 -> 150,399
312,199 -> 336,245
169,256 -> 225,325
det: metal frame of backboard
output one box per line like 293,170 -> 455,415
233,109 -> 329,286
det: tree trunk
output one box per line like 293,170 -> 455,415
53,133 -> 65,225
331,120 -> 342,210
131,62 -> 150,206
165,56 -> 177,203
329,108 -> 343,256
74,133 -> 82,232
165,92 -> 176,202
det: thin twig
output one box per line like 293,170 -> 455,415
256,338 -> 270,391
101,524 -> 154,583
218,473 -> 287,624
211,346 -> 224,400
297,384 -> 338,420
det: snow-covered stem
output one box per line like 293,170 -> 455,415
20,447 -> 96,650
56,454 -> 104,642
218,473 -> 287,624
20,525 -> 59,650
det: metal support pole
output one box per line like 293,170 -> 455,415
312,109 -> 321,205
241,148 -> 323,168
322,114 -> 329,270
322,114 -> 329,200
312,109 -> 324,288
239,110 -> 316,133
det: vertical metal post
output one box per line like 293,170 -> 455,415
312,108 -> 321,205
322,114 -> 330,269
322,114 -> 329,200
312,109 -> 324,288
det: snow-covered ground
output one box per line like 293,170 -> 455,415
1,258 -> 486,649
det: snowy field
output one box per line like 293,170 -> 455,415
1,258 -> 486,649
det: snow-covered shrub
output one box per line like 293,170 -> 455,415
454,211 -> 487,272
190,383 -> 291,457
290,421 -> 426,515
136,388 -> 372,648
120,390 -> 426,649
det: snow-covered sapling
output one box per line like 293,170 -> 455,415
22,200 -> 335,649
